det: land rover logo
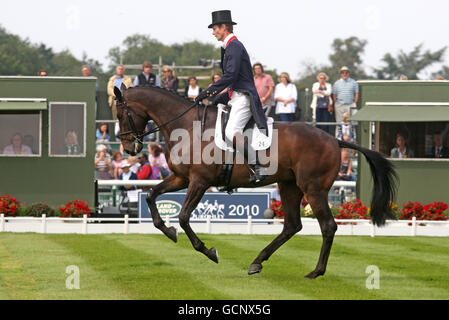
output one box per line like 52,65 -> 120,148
155,200 -> 182,217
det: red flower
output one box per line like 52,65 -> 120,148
59,200 -> 91,218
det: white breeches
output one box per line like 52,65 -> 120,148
225,91 -> 253,142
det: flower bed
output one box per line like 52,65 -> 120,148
59,200 -> 91,218
335,199 -> 370,225
0,195 -> 91,219
270,201 -> 284,219
0,195 -> 19,217
272,197 -> 449,224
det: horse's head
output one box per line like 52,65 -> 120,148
114,84 -> 148,156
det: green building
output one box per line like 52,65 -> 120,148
352,80 -> 449,205
0,76 -> 97,209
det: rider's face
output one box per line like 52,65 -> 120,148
212,24 -> 228,42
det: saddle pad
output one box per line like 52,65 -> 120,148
214,104 -> 274,151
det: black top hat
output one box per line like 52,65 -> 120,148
208,10 -> 237,28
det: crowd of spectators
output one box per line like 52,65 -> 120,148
90,59 -> 449,191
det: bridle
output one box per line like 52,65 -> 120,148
115,98 -> 201,148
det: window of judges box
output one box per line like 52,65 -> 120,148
49,102 -> 86,157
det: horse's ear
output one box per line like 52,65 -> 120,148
120,82 -> 127,93
114,86 -> 123,103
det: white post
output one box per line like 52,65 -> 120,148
124,215 -> 129,234
206,215 -> 211,234
82,215 -> 88,234
247,216 -> 253,235
411,217 -> 417,236
41,214 -> 47,234
350,222 -> 354,236
370,221 -> 375,238
165,215 -> 171,228
0,214 -> 4,232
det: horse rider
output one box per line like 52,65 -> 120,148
196,10 -> 269,183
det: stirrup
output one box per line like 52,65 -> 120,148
249,165 -> 267,184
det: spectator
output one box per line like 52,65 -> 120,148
38,69 -> 47,76
390,133 -> 414,159
134,61 -> 161,87
136,153 -> 162,180
270,185 -> 281,202
185,76 -> 202,101
3,133 -> 32,155
336,112 -> 356,143
112,151 -> 124,179
96,123 -> 111,142
206,72 -> 227,104
311,72 -> 333,133
399,75 -> 408,80
428,132 -> 449,158
107,65 -> 133,120
253,63 -> 275,109
274,72 -> 297,122
61,130 -> 81,155
337,148 -> 355,181
127,156 -> 141,174
94,144 -> 113,179
23,134 -> 38,155
332,66 -> 359,126
161,65 -> 179,91
143,122 -> 155,143
82,65 -> 99,92
210,72 -> 222,86
118,160 -> 138,195
148,143 -> 171,178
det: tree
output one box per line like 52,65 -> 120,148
0,25 -> 102,77
107,34 -> 220,71
328,36 -> 369,80
296,36 -> 370,92
374,44 -> 447,80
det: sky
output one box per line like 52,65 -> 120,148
2,0 -> 449,80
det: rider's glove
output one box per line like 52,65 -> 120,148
195,90 -> 210,103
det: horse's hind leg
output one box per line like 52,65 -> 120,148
146,174 -> 188,243
178,180 -> 219,263
248,180 -> 303,275
304,190 -> 337,279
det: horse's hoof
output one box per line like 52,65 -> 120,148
304,270 -> 324,279
248,263 -> 263,275
207,248 -> 219,264
166,226 -> 178,243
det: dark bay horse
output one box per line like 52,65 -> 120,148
114,85 -> 397,279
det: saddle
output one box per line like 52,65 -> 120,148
214,103 -> 274,192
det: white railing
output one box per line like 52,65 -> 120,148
1,214 -> 448,237
96,180 -> 356,188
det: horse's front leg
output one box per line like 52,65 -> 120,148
178,180 -> 218,263
146,174 -> 188,242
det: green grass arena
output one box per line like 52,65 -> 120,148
0,233 -> 448,300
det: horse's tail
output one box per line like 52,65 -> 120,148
338,140 -> 398,226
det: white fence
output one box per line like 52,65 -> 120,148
97,180 -> 357,188
1,214 -> 448,237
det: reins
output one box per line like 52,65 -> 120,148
116,99 -> 201,144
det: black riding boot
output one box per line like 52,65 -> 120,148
243,137 -> 267,184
